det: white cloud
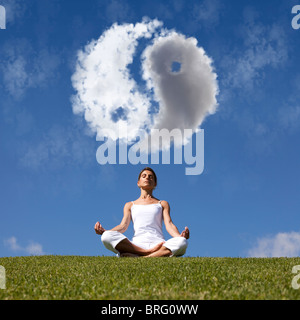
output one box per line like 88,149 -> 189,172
143,34 -> 217,126
192,0 -> 223,28
71,18 -> 163,142
222,8 -> 288,92
19,120 -> 95,170
2,0 -> 26,25
4,236 -> 45,256
25,242 -> 45,256
2,55 -> 28,98
97,0 -> 133,23
4,236 -> 21,251
71,18 -> 218,152
215,7 -> 289,156
278,105 -> 300,133
0,39 -> 61,99
140,31 -> 218,151
248,231 -> 300,257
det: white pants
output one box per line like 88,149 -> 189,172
101,230 -> 188,257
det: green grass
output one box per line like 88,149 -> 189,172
0,255 -> 300,300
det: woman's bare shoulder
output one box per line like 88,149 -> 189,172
123,201 -> 134,209
160,200 -> 170,207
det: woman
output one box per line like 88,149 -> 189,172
94,167 -> 189,257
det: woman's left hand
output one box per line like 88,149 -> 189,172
180,226 -> 190,239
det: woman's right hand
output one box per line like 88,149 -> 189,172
94,222 -> 106,235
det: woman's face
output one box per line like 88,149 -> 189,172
138,170 -> 156,189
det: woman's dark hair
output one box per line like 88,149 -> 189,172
138,167 -> 157,185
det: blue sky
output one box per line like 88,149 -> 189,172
1,0 -> 300,258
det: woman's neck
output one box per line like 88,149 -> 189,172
139,189 -> 153,200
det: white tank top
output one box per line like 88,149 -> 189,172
131,201 -> 164,243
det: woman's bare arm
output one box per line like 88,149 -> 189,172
161,200 -> 190,239
110,202 -> 132,233
94,202 -> 132,235
161,200 -> 181,237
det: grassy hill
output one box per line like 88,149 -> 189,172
0,256 -> 300,300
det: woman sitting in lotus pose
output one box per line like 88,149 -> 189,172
94,167 -> 189,257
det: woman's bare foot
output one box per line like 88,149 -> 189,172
148,242 -> 164,254
119,242 -> 164,257
144,246 -> 172,257
120,253 -> 140,258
